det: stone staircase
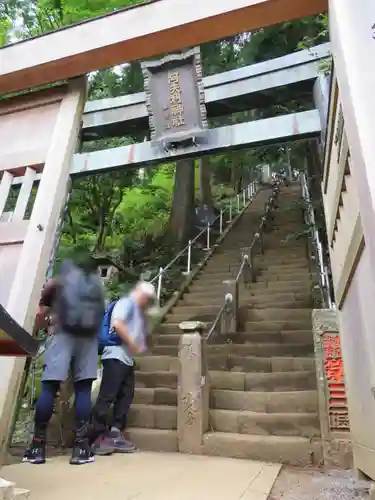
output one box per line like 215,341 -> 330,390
128,183 -> 321,465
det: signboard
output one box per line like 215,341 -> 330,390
322,332 -> 350,431
141,47 -> 208,150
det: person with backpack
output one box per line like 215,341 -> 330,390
23,257 -> 105,466
90,281 -> 156,455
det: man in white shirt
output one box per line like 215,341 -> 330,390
91,282 -> 156,455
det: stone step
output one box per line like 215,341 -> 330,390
154,329 -> 312,345
244,319 -> 311,331
152,343 -> 313,358
210,409 -> 320,437
211,389 -> 318,413
133,387 -> 177,406
212,248 -> 306,258
243,300 -> 311,309
202,432 -> 321,466
210,370 -> 317,392
182,290 -> 311,305
127,428 -> 178,452
128,404 -> 177,430
135,371 -> 177,389
247,281 -> 312,293
222,330 -> 313,344
181,297 -> 311,310
134,370 -> 317,392
205,261 -> 309,273
0,479 -> 17,499
165,308 -> 312,324
134,355 -> 178,372
245,308 -> 311,321
193,272 -> 312,284
207,355 -> 315,372
14,489 -> 31,499
190,281 -> 312,294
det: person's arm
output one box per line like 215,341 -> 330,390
37,278 -> 58,325
112,318 -> 142,355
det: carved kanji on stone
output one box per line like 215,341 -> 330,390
323,335 -> 342,358
329,410 -> 350,430
325,357 -> 345,383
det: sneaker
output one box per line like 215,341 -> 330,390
70,439 -> 95,465
92,435 -> 115,456
108,430 -> 136,454
22,438 -> 46,464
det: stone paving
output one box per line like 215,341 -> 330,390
269,467 -> 371,500
2,452 -> 281,500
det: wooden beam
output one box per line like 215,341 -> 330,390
0,0 -> 328,95
0,221 -> 29,246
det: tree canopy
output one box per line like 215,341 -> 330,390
0,0 -> 329,296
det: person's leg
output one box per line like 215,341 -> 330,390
70,335 -> 99,464
23,333 -> 72,464
69,379 -> 95,465
109,364 -> 136,453
90,359 -> 124,455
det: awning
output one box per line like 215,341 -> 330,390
0,304 -> 39,357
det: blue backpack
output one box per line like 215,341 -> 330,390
98,298 -> 135,354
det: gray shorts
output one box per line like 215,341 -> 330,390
41,331 -> 99,383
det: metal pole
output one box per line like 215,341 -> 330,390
187,240 -> 192,274
219,210 -> 223,234
237,194 -> 240,212
206,223 -> 210,250
247,184 -> 250,199
243,190 -> 246,207
157,267 -> 163,301
229,200 -> 232,221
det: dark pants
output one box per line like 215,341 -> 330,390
34,379 -> 93,442
91,359 -> 135,437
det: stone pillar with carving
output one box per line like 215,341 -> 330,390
177,321 -> 209,454
312,309 -> 352,469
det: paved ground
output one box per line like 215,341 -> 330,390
3,452 -> 281,500
270,467 -> 371,500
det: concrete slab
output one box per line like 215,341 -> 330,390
2,452 -> 281,500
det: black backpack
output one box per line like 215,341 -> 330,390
57,261 -> 105,336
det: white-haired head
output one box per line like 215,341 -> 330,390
133,281 -> 157,308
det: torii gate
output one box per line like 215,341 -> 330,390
0,0 -> 375,483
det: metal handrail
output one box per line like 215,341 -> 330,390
300,172 -> 335,309
150,179 -> 260,302
206,302 -> 227,343
206,182 -> 281,343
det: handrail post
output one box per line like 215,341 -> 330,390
247,184 -> 251,199
241,247 -> 253,284
186,240 -> 192,274
237,194 -> 240,212
219,209 -> 223,234
206,223 -> 210,250
178,321 -> 209,454
156,267 -> 163,303
221,280 -> 238,334
229,200 -> 232,222
257,226 -> 265,254
243,189 -> 246,207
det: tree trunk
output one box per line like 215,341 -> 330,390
198,157 -> 213,207
167,159 -> 196,247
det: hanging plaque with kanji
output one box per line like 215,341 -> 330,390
322,332 -> 350,432
141,47 -> 208,151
